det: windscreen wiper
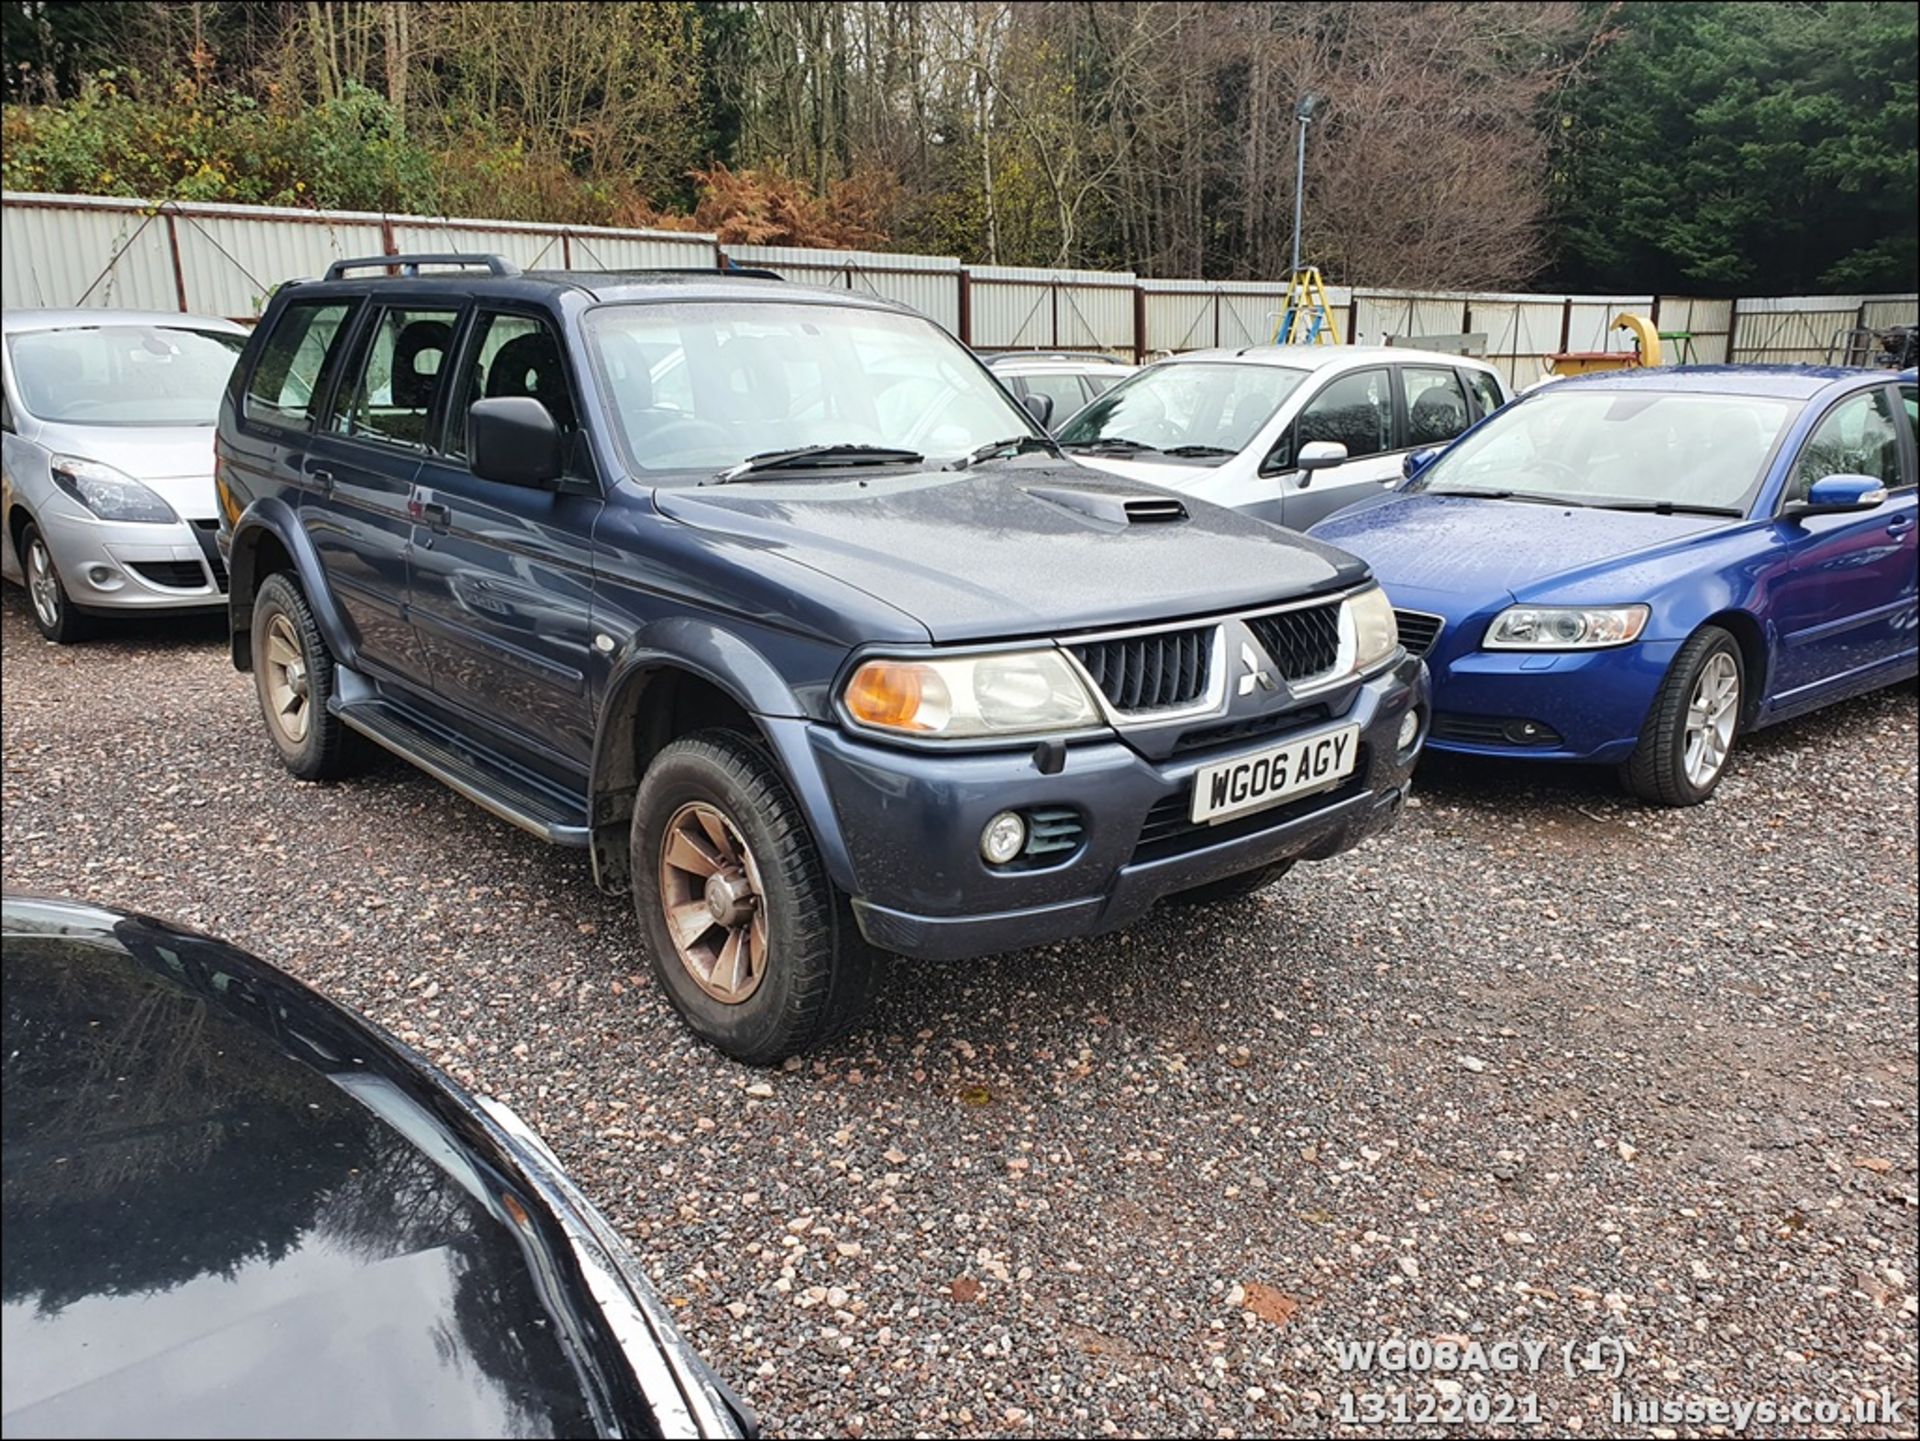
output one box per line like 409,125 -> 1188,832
1595,500 -> 1743,517
1429,487 -> 1589,507
1157,444 -> 1237,458
712,444 -> 924,483
947,434 -> 1063,470
1058,436 -> 1160,454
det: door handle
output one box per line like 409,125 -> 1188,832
307,467 -> 334,495
410,498 -> 452,531
1888,515 -> 1914,533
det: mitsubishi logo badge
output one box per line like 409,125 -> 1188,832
1238,641 -> 1277,696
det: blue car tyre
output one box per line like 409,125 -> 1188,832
631,731 -> 881,1064
251,572 -> 362,782
1621,625 -> 1746,806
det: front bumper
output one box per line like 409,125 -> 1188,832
36,506 -> 226,612
773,654 -> 1426,962
1425,641 -> 1678,764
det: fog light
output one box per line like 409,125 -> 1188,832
980,810 -> 1027,865
1398,709 -> 1421,751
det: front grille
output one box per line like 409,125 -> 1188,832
129,560 -> 210,590
1070,625 -> 1213,714
190,519 -> 230,592
1133,760 -> 1369,863
1431,712 -> 1563,747
1171,703 -> 1332,756
1247,601 -> 1341,682
1394,609 -> 1444,658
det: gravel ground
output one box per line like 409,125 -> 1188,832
3,584 -> 1916,1439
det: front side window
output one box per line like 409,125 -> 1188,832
329,308 -> 460,449
1292,368 -> 1393,463
448,313 -> 578,459
1413,388 -> 1797,514
587,301 -> 1030,474
10,325 -> 245,426
1402,366 -> 1473,447
1786,389 -> 1903,505
1058,361 -> 1307,462
1465,368 -> 1506,420
246,303 -> 351,429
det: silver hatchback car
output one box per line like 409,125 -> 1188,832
2,309 -> 248,641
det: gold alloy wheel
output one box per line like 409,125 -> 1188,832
658,801 -> 770,1004
262,612 -> 311,745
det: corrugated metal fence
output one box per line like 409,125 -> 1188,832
5,190 -> 1914,380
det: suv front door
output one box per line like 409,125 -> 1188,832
407,309 -> 602,768
304,303 -> 461,680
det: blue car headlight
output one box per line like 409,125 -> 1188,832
50,455 -> 180,524
1484,604 -> 1649,650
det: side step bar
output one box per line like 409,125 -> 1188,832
333,697 -> 592,847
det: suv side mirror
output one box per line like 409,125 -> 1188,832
469,397 -> 563,487
1297,440 -> 1348,472
1021,392 -> 1055,428
1793,473 -> 1887,515
1403,447 -> 1443,480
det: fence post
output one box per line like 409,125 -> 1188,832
1558,298 -> 1573,354
1724,298 -> 1740,365
958,268 -> 972,347
163,209 -> 188,312
1051,282 -> 1060,349
562,232 -> 572,268
1132,283 -> 1146,364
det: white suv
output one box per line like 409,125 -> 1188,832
1057,345 -> 1510,531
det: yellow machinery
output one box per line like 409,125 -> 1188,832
1547,312 -> 1661,376
1272,267 -> 1344,346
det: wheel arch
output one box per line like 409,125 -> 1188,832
1696,608 -> 1769,726
227,498 -> 353,672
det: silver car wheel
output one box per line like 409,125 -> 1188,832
1682,650 -> 1739,788
25,537 -> 62,630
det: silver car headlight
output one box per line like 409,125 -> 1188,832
50,455 -> 180,524
1345,584 -> 1400,674
1484,604 -> 1649,650
842,649 -> 1101,738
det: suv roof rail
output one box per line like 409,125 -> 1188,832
322,253 -> 521,282
570,265 -> 784,283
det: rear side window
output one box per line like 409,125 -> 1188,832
1464,368 -> 1506,420
447,312 -> 578,459
1017,373 -> 1091,423
329,307 -> 460,449
1295,369 -> 1392,460
1402,366 -> 1472,446
1898,384 -> 1917,489
245,301 -> 352,429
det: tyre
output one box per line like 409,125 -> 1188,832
251,572 -> 359,780
1163,859 -> 1295,908
19,520 -> 92,643
1620,625 -> 1744,806
631,730 -> 878,1064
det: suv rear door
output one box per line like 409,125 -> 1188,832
406,308 -> 602,767
303,302 -> 463,680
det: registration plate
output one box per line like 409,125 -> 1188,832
1189,724 -> 1361,825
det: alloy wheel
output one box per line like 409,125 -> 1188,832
262,613 -> 311,745
1682,651 -> 1739,789
658,801 -> 770,1004
25,538 -> 61,630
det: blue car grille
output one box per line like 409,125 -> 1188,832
1247,601 -> 1342,681
1069,625 -> 1212,713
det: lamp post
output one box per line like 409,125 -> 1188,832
1289,92 -> 1328,278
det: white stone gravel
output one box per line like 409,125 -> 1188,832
3,587 -> 1916,1437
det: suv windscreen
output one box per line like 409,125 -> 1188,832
586,301 -> 1031,474
9,326 -> 245,426
1057,362 -> 1308,462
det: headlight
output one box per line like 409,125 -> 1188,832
1346,584 -> 1400,673
843,650 -> 1100,738
1484,604 -> 1649,650
50,456 -> 179,524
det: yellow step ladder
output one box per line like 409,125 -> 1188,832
1271,267 -> 1343,345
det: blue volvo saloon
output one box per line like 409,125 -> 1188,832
1312,367 -> 1917,805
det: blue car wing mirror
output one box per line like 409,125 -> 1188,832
1795,473 -> 1888,515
